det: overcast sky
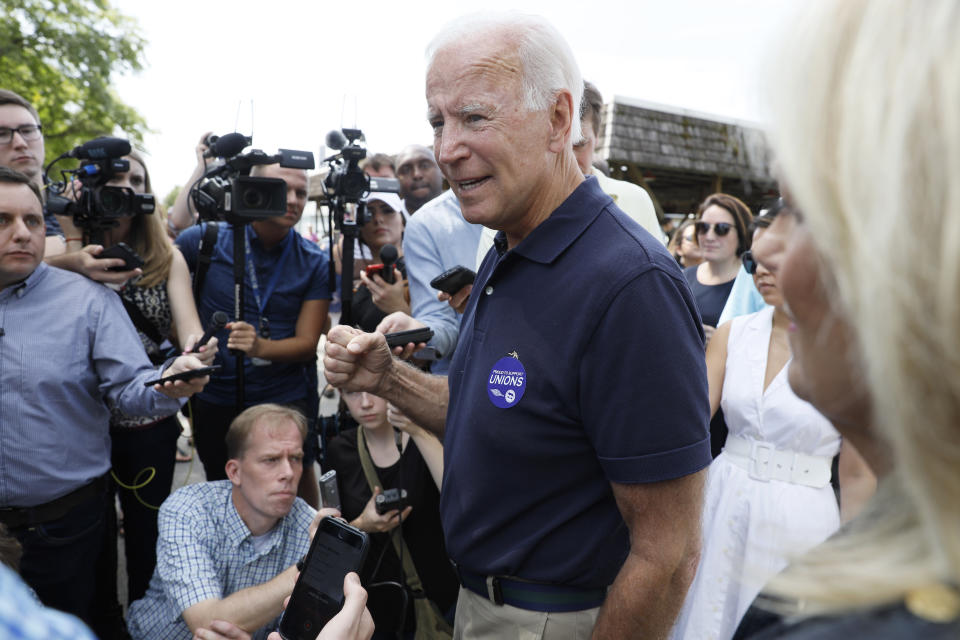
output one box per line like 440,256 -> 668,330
110,0 -> 800,198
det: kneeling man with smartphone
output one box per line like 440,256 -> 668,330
128,404 -> 351,640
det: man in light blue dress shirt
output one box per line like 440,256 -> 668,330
0,167 -> 209,631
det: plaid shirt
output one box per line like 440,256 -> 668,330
127,481 -> 316,640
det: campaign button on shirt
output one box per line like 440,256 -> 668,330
487,355 -> 526,408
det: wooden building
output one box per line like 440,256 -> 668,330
597,96 -> 778,223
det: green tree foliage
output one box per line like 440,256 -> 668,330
0,0 -> 148,163
163,184 -> 181,209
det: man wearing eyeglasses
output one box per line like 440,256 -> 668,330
0,89 -> 140,284
0,90 -> 61,245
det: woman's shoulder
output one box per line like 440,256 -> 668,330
325,427 -> 360,464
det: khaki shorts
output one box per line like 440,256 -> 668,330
453,586 -> 600,640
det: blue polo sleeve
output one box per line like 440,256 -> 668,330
579,266 -> 711,484
175,224 -> 202,270
301,245 -> 331,300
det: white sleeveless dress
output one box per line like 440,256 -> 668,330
670,306 -> 841,640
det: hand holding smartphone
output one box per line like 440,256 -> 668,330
143,365 -> 220,387
98,242 -> 144,272
278,517 -> 369,640
430,265 -> 476,295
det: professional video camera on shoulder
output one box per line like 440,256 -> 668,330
189,132 -> 315,225
45,137 -> 156,243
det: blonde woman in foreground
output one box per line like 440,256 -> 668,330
733,1 -> 960,637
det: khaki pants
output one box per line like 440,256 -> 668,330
453,586 -> 601,640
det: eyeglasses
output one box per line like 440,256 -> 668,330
0,124 -> 42,145
741,250 -> 757,274
695,221 -> 733,237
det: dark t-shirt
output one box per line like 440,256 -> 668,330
684,265 -> 735,327
324,428 -> 458,632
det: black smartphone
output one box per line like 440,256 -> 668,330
278,517 -> 370,640
384,327 -> 434,348
99,242 -> 144,272
143,365 -> 221,387
318,470 -> 341,512
430,265 -> 476,295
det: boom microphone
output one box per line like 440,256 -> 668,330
325,129 -> 348,151
379,244 -> 398,284
67,137 -> 131,160
203,132 -> 250,159
190,311 -> 229,353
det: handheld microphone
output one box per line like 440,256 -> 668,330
190,311 -> 229,353
325,129 -> 348,151
67,137 -> 131,160
203,132 -> 249,159
379,244 -> 398,284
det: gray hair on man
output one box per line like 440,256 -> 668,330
425,12 -> 583,145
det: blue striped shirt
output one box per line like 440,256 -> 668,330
0,263 -> 183,507
127,481 -> 316,640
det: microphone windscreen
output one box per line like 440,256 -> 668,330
208,132 -> 248,158
210,310 -> 230,329
325,129 -> 348,151
379,244 -> 398,265
70,137 -> 131,160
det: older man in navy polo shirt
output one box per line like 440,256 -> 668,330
324,13 -> 710,639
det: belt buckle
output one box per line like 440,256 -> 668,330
486,576 -> 504,606
749,441 -> 775,482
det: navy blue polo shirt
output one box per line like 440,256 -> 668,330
177,223 -> 330,406
441,176 -> 711,589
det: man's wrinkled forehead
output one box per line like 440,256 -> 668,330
426,38 -> 523,102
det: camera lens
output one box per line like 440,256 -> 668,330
242,187 -> 266,210
97,187 -> 128,216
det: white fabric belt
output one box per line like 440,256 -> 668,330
722,436 -> 833,488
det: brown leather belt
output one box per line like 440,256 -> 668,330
0,474 -> 109,529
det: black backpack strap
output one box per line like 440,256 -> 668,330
192,221 -> 220,301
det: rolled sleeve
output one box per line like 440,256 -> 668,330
580,268 -> 712,484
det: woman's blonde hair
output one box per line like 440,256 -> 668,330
124,149 -> 173,288
761,0 -> 960,613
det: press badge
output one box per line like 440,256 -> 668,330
487,353 -> 526,408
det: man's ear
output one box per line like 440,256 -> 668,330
547,89 -> 575,153
225,459 -> 241,485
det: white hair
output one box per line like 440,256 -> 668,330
761,0 -> 960,614
426,12 -> 583,144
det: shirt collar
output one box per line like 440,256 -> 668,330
0,262 -> 48,301
224,487 -> 286,556
498,176 -> 611,264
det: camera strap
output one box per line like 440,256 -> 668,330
192,222 -> 220,302
356,429 -> 453,639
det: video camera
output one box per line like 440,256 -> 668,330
189,132 -> 315,225
320,128 -> 400,228
45,137 -> 156,243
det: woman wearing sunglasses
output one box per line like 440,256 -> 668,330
683,194 -> 753,347
670,205 -> 862,640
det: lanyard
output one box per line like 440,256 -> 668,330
244,226 -> 295,325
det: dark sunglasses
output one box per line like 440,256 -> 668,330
695,221 -> 734,237
741,250 -> 757,274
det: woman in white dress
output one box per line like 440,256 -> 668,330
671,205 -> 844,640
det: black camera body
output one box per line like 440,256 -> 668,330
45,137 -> 156,242
190,134 -> 315,225
374,488 -> 408,515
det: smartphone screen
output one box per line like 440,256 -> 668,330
278,517 -> 369,640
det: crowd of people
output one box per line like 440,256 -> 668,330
2,2 -> 960,639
